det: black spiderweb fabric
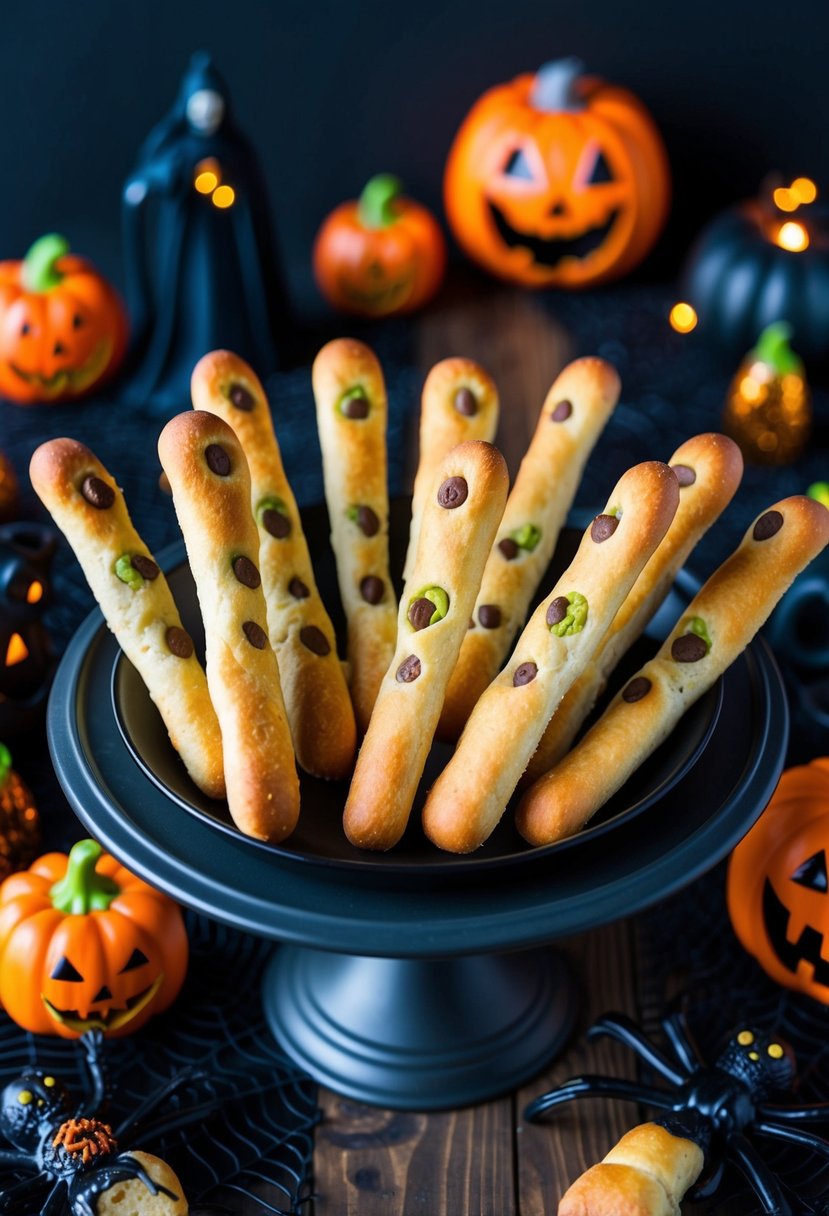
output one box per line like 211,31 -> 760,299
0,913 -> 318,1214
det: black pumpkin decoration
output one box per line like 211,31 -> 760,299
681,178 -> 829,365
0,523 -> 56,737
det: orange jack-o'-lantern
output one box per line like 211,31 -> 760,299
0,839 -> 187,1037
728,758 -> 829,1002
0,234 -> 128,405
444,58 -> 670,289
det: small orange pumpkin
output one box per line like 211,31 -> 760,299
727,758 -> 829,1002
444,57 -> 670,289
0,234 -> 128,405
0,838 -> 187,1037
313,174 -> 446,316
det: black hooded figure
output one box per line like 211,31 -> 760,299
122,52 -> 291,410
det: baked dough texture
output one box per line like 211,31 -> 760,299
29,437 -> 225,800
191,349 -> 356,780
158,411 -> 299,843
95,1151 -> 188,1215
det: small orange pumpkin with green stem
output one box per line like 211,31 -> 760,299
313,175 -> 446,316
0,838 -> 187,1037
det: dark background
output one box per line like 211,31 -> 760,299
2,0 -> 826,314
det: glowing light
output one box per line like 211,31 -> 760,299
5,634 -> 28,667
791,177 -> 817,205
194,158 -> 221,194
669,302 -> 698,334
776,221 -> 809,252
739,375 -> 764,404
773,187 -> 798,212
25,581 -> 43,605
212,185 -> 235,209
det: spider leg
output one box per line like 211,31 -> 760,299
113,1065 -> 204,1141
587,1013 -> 686,1085
728,1131 -> 793,1216
0,1152 -> 35,1171
78,1028 -> 107,1115
686,1158 -> 725,1202
40,1180 -> 68,1216
524,1075 -> 676,1122
661,1008 -> 706,1073
0,1174 -> 49,1213
754,1119 -> 829,1162
758,1100 -> 829,1125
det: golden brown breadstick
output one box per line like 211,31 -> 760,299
558,1122 -> 704,1216
29,438 -> 225,800
191,350 -> 356,780
422,461 -> 679,853
517,495 -> 829,846
158,411 -> 299,843
312,338 -> 397,733
345,441 -> 509,850
438,356 -> 620,741
402,357 -> 499,582
523,433 -> 744,785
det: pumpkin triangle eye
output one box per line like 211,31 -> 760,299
120,947 -> 149,973
588,150 -> 614,184
791,851 -> 828,892
503,148 -> 535,181
51,957 -> 83,982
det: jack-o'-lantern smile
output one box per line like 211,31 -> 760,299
487,201 -> 621,268
762,869 -> 829,987
42,974 -> 164,1035
8,339 -> 114,400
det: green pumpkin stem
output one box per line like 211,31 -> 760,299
21,233 -> 71,293
752,322 -> 803,377
50,840 -> 120,915
357,175 -> 403,229
0,744 -> 10,786
531,58 -> 586,113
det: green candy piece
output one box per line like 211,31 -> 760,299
685,615 -> 712,653
511,523 -> 542,552
0,743 -> 11,786
114,554 -> 143,590
256,496 -> 287,522
550,591 -> 588,637
337,386 -> 370,417
410,585 -> 450,626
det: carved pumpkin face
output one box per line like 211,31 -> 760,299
728,759 -> 829,1002
444,59 -> 670,289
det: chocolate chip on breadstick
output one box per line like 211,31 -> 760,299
422,461 -> 680,853
517,494 -> 829,847
438,356 -> 620,742
344,441 -> 508,851
558,1122 -> 704,1216
191,350 -> 357,781
402,357 -> 499,582
312,338 -> 397,734
158,411 -> 299,843
523,433 -> 744,786
29,438 -> 225,801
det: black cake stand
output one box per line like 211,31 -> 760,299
47,514 -> 789,1110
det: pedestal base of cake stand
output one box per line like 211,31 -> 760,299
263,945 -> 576,1110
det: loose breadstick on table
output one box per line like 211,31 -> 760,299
558,1122 -> 704,1216
517,495 -> 829,847
312,338 -> 397,734
158,411 -> 299,843
402,357 -> 499,582
345,441 -> 509,851
422,461 -> 679,853
523,433 -> 744,786
438,356 -> 620,742
29,438 -> 225,800
191,350 -> 357,781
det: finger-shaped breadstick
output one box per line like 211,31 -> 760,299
438,357 -> 620,741
524,433 -> 744,786
423,462 -> 679,853
191,350 -> 357,781
29,438 -> 225,800
312,338 -> 397,733
344,441 -> 509,850
517,495 -> 829,846
158,411 -> 299,843
402,358 -> 499,582
558,1122 -> 704,1216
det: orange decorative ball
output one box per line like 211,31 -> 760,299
0,234 -> 128,405
0,838 -> 187,1037
313,174 -> 446,316
727,758 -> 829,1002
444,57 -> 670,289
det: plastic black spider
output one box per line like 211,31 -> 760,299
526,1008 -> 829,1216
0,1030 -> 205,1215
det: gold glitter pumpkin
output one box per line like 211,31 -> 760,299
0,451 -> 19,523
0,744 -> 40,879
723,323 -> 811,465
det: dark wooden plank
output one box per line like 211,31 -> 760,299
313,1092 -> 515,1216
